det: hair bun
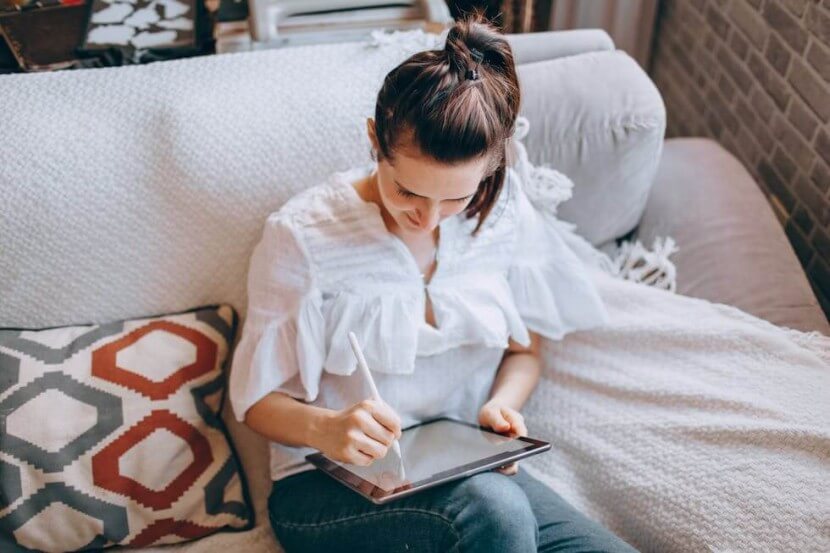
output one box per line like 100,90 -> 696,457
443,14 -> 506,82
465,47 -> 485,80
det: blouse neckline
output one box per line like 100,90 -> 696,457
330,164 -> 455,287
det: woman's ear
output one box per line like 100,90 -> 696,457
367,118 -> 378,151
367,118 -> 379,161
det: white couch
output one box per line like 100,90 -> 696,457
1,28 -> 826,552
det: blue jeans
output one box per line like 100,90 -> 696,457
268,466 -> 638,552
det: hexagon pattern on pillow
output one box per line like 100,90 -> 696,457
0,305 -> 253,550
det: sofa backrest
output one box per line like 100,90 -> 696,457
0,29 -> 664,328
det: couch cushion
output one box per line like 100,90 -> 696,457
517,50 -> 666,246
637,138 -> 830,335
508,28 -> 614,64
0,305 -> 253,550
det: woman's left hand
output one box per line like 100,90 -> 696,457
478,400 -> 528,476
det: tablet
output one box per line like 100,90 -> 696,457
305,417 -> 550,504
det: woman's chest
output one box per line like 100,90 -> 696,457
306,209 -> 516,291
316,345 -> 506,425
297,196 -> 525,376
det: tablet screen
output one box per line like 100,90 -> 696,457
330,418 -> 536,492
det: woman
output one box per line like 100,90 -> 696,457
229,14 -> 637,553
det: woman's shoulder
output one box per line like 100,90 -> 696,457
269,164 -> 374,230
274,180 -> 348,225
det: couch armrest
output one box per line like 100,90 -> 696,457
507,29 -> 614,65
637,138 -> 829,335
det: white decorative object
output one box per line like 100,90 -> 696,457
611,236 -> 679,292
131,30 -> 178,48
123,5 -> 161,30
85,0 -> 193,52
85,24 -> 136,45
248,0 -> 453,48
508,116 -> 573,217
157,17 -> 194,31
365,28 -> 447,52
91,2 -> 133,24
158,0 -> 190,19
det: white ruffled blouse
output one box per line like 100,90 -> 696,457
229,122 -> 609,481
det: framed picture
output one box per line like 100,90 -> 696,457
80,0 -> 199,57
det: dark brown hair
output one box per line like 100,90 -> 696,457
372,12 -> 521,234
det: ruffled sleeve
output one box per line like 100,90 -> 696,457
320,286 -> 423,376
506,166 -> 609,341
228,214 -> 326,422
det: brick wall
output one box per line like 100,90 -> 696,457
650,0 -> 830,316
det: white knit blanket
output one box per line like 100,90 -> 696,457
158,265 -> 829,553
522,264 -> 830,552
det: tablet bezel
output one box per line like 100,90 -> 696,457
305,416 -> 551,504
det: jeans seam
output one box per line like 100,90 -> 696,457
269,505 -> 461,545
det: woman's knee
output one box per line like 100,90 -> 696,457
449,472 -> 538,552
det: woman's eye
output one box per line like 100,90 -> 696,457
395,188 -> 418,199
395,187 -> 470,202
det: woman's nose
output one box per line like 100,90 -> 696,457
418,203 -> 441,229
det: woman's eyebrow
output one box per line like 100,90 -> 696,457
394,179 -> 474,201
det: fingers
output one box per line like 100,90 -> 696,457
348,445 -> 376,466
501,409 -> 527,438
349,430 -> 388,463
345,399 -> 403,465
364,399 -> 402,440
358,408 -> 397,447
480,403 -> 523,435
482,407 -> 511,433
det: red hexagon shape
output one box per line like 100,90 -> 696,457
92,320 -> 217,400
129,518 -> 215,547
92,410 -> 213,510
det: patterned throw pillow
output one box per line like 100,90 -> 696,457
0,305 -> 253,550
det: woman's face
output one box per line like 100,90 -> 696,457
368,119 -> 490,237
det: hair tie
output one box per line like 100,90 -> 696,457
465,48 -> 484,81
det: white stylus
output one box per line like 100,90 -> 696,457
348,331 -> 404,464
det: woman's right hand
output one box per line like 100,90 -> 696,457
313,399 -> 402,466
